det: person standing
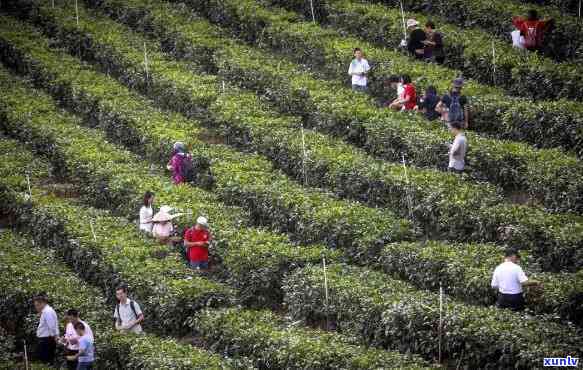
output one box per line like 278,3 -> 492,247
437,78 -> 470,128
167,142 -> 193,185
114,286 -> 144,334
348,48 -> 370,92
447,121 -> 467,174
61,309 -> 94,370
491,249 -> 541,311
512,10 -> 554,52
33,293 -> 59,365
184,216 -> 212,271
73,322 -> 95,370
423,21 -> 445,64
406,19 -> 426,59
139,191 -> 155,234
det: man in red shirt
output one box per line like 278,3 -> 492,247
512,10 -> 554,51
184,216 -> 211,271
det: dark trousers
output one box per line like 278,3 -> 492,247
497,292 -> 525,311
37,337 -> 56,364
65,348 -> 79,370
77,362 -> 93,370
448,167 -> 464,174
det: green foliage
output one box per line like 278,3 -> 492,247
191,308 -> 434,369
81,0 -> 583,214
0,231 -> 231,369
283,264 -> 583,368
23,0 -> 583,273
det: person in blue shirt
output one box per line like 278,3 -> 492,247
72,322 -> 94,370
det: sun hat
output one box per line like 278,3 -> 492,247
453,77 -> 465,88
152,206 -> 182,222
196,216 -> 208,227
173,141 -> 186,153
159,205 -> 173,213
406,19 -> 419,28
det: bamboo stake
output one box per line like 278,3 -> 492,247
24,340 -> 29,370
323,257 -> 330,329
491,41 -> 496,85
300,122 -> 308,185
309,0 -> 316,23
26,173 -> 32,200
143,42 -> 149,81
90,221 -> 97,241
74,0 -> 79,26
401,154 -> 413,219
438,283 -> 444,364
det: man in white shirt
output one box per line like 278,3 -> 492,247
61,309 -> 94,370
33,293 -> 59,364
348,48 -> 370,92
448,121 -> 468,173
114,285 -> 144,334
491,249 -> 540,311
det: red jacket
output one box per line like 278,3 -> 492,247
512,17 -> 552,49
184,227 -> 211,262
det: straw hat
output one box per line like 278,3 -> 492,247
152,206 -> 182,222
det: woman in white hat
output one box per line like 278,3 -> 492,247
183,216 -> 212,271
151,206 -> 180,244
406,19 -> 426,59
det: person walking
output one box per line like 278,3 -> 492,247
72,322 -> 95,370
33,293 -> 59,365
348,48 -> 370,92
491,248 -> 541,311
114,286 -> 144,334
437,78 -> 470,128
61,309 -> 94,370
184,216 -> 212,271
139,191 -> 155,234
447,121 -> 467,174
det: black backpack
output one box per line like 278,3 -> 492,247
448,94 -> 464,123
180,154 -> 195,181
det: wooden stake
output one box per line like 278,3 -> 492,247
322,257 -> 330,329
438,283 -> 444,364
399,0 -> 407,41
491,41 -> 496,85
300,122 -> 308,185
401,154 -> 413,219
26,173 -> 32,200
75,0 -> 79,26
24,340 -> 29,370
143,42 -> 149,81
309,0 -> 316,23
90,221 -> 97,241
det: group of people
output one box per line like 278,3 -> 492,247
33,286 -> 144,368
511,10 -> 554,51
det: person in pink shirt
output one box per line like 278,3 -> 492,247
59,309 -> 93,370
166,142 -> 192,185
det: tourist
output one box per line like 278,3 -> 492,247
167,142 -> 193,185
511,28 -> 526,49
388,75 -> 416,111
151,206 -> 180,245
348,48 -> 370,92
437,78 -> 469,128
491,248 -> 541,311
384,75 -> 403,107
33,293 -> 59,365
139,191 -> 155,234
512,10 -> 554,52
416,85 -> 440,121
447,121 -> 467,173
423,21 -> 445,64
184,216 -> 212,271
114,286 -> 144,334
406,19 -> 426,59
73,322 -> 94,370
61,309 -> 94,370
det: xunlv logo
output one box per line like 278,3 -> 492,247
543,356 -> 579,367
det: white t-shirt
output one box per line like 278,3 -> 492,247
491,261 -> 528,294
114,299 -> 144,334
448,133 -> 467,171
37,305 -> 59,338
397,83 -> 405,100
139,206 -> 153,233
348,58 -> 370,86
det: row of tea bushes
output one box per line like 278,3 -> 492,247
0,229 -> 234,369
283,264 -> 583,369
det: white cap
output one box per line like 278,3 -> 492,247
406,19 -> 419,28
196,216 -> 208,226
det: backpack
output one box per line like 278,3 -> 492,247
448,94 -> 464,124
523,24 -> 538,49
179,154 -> 195,181
116,300 -> 139,325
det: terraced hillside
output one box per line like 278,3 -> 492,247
0,0 -> 582,368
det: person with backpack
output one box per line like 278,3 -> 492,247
437,78 -> 470,128
184,216 -> 212,271
512,10 -> 554,52
348,48 -> 370,92
167,142 -> 193,185
447,121 -> 468,174
114,285 -> 144,334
